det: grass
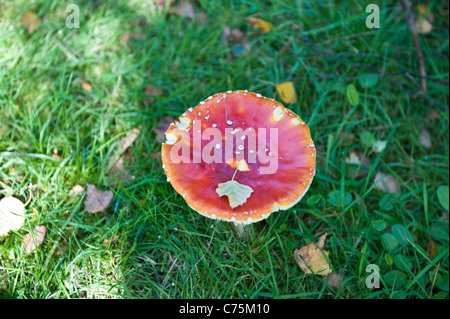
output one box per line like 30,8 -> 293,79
0,0 -> 448,299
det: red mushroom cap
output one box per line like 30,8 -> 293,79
161,90 -> 316,224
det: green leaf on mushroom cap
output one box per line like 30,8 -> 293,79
216,180 -> 253,209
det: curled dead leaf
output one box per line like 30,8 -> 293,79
373,172 -> 399,193
23,225 -> 47,254
294,233 -> 332,276
84,184 -> 113,213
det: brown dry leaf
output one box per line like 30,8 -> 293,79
420,128 -> 432,148
326,272 -> 345,289
175,1 -> 195,19
119,128 -> 140,154
22,10 -> 41,33
373,172 -> 399,193
23,225 -> 47,254
84,184 -> 113,213
294,233 -> 332,276
69,184 -> 84,196
245,16 -> 272,32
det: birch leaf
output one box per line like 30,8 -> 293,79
216,180 -> 253,209
276,81 -> 296,104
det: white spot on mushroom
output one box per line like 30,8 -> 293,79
222,94 -> 227,99
292,118 -> 301,125
256,93 -> 262,98
215,144 -> 221,149
212,124 -> 217,128
198,112 -> 201,116
249,150 -> 255,154
227,120 -> 233,125
227,90 -> 232,93
207,96 -> 213,100
240,135 -> 246,140
238,145 -> 244,150
167,177 -> 171,182
205,115 -> 210,120
165,133 -> 177,145
247,217 -> 253,222
188,107 -> 193,112
273,106 -> 284,121
217,99 -> 221,103
235,151 -> 240,155
200,101 -> 205,105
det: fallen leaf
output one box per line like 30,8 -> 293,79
84,184 -> 113,213
216,180 -> 254,209
420,129 -> 432,148
372,140 -> 387,153
294,233 -> 332,275
245,16 -> 272,32
22,10 -> 41,33
69,184 -> 84,196
175,1 -> 195,19
276,82 -> 296,104
326,272 -> 345,288
415,17 -> 433,34
345,151 -> 361,165
23,225 -> 47,254
119,128 -> 140,154
373,172 -> 399,193
81,81 -> 93,92
0,197 -> 26,236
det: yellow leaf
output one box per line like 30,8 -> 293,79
245,17 -> 272,32
81,81 -> 93,92
276,81 -> 296,104
294,233 -> 332,275
22,10 -> 41,33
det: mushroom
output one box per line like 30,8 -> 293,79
161,90 -> 316,236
